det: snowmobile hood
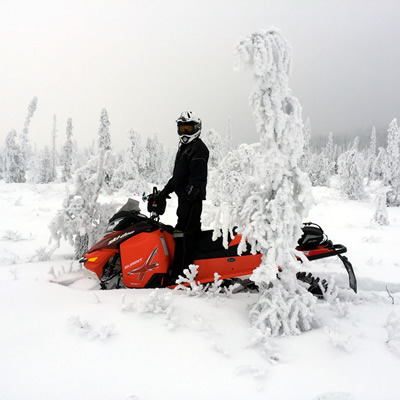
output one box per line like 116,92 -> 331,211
87,221 -> 158,253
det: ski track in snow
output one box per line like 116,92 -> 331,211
1,181 -> 400,400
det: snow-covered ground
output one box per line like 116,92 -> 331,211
1,180 -> 400,400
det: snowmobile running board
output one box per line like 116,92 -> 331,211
299,244 -> 357,293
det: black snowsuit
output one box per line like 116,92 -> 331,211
161,137 -> 209,281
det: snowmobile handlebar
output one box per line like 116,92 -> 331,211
142,187 -> 168,220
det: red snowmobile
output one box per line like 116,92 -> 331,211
80,192 -> 357,296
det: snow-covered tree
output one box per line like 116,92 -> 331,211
111,129 -> 148,194
372,184 -> 389,225
128,129 -> 147,177
98,108 -> 114,186
98,108 -> 111,152
373,147 -> 387,181
299,117 -> 312,172
19,96 -> 38,182
0,152 -> 3,180
204,142 -> 258,246
385,119 -> 400,206
365,126 -> 377,182
37,146 -> 54,184
50,150 -> 116,258
324,132 -> 336,175
50,114 -> 57,182
225,117 -> 233,153
308,132 -> 336,187
337,137 -> 365,200
3,130 -> 24,183
61,118 -> 75,182
211,28 -> 315,337
203,128 -> 224,170
141,134 -> 169,186
308,151 -> 331,187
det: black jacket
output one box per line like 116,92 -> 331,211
163,138 -> 209,200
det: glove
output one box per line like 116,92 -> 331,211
147,193 -> 167,215
158,188 -> 170,200
184,185 -> 200,203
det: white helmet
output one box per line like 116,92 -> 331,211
176,111 -> 202,144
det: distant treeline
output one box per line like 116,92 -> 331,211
311,126 -> 387,150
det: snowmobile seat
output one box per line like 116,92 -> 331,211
194,230 -> 241,260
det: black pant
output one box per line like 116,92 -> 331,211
175,197 -> 203,233
169,198 -> 203,282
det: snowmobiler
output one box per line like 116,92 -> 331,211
157,111 -> 209,285
79,192 -> 357,297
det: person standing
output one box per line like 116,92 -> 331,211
158,111 -> 209,285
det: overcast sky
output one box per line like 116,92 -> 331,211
1,0 -> 400,150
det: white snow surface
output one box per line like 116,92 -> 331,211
1,180 -> 400,400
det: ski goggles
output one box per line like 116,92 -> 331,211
178,124 -> 195,134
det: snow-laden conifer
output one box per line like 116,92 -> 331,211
61,118 -> 75,182
98,109 -> 111,151
210,28 -> 315,337
50,149 -> 117,258
385,119 -> 400,206
19,96 -> 38,182
365,126 -> 377,182
37,146 -> 54,184
372,184 -> 389,226
203,128 -> 224,170
97,108 -> 115,186
225,117 -> 233,153
3,130 -> 24,183
50,114 -> 57,182
337,137 -> 365,200
112,129 -> 148,194
373,147 -> 387,181
308,133 -> 336,187
141,134 -> 170,187
299,117 -> 312,172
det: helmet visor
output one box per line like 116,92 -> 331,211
178,124 -> 194,135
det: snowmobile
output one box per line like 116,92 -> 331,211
80,190 -> 357,296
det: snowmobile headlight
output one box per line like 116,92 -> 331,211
88,257 -> 98,262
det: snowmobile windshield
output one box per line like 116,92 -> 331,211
105,217 -> 126,234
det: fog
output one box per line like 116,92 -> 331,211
1,0 -> 399,150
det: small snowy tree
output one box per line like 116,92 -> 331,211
365,126 -> 377,182
98,108 -> 114,186
98,108 -> 111,151
385,119 -> 400,206
337,137 -> 365,200
142,134 -> 169,186
203,128 -> 224,170
299,117 -> 312,172
372,184 -> 389,225
225,117 -> 234,153
3,130 -> 24,183
111,129 -> 149,193
221,28 -> 315,337
308,151 -> 331,187
50,150 -> 116,258
19,96 -> 38,182
373,147 -> 387,181
323,132 -> 336,175
50,114 -> 57,182
308,132 -> 336,187
37,146 -> 54,184
61,118 -> 76,182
